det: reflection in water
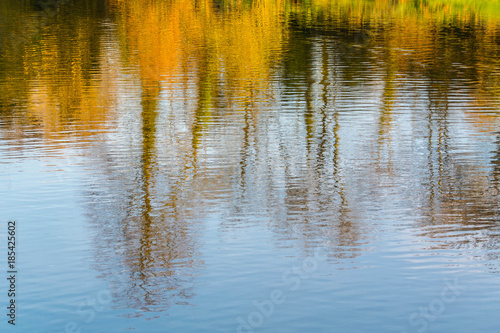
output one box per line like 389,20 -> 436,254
2,0 -> 500,323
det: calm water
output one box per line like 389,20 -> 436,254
1,0 -> 500,332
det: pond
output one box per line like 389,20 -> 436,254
1,0 -> 500,332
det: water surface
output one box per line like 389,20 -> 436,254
1,0 -> 500,332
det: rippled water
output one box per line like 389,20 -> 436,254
1,0 -> 500,332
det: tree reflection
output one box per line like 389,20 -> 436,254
2,0 -> 500,315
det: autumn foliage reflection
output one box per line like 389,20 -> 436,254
1,0 -> 500,313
